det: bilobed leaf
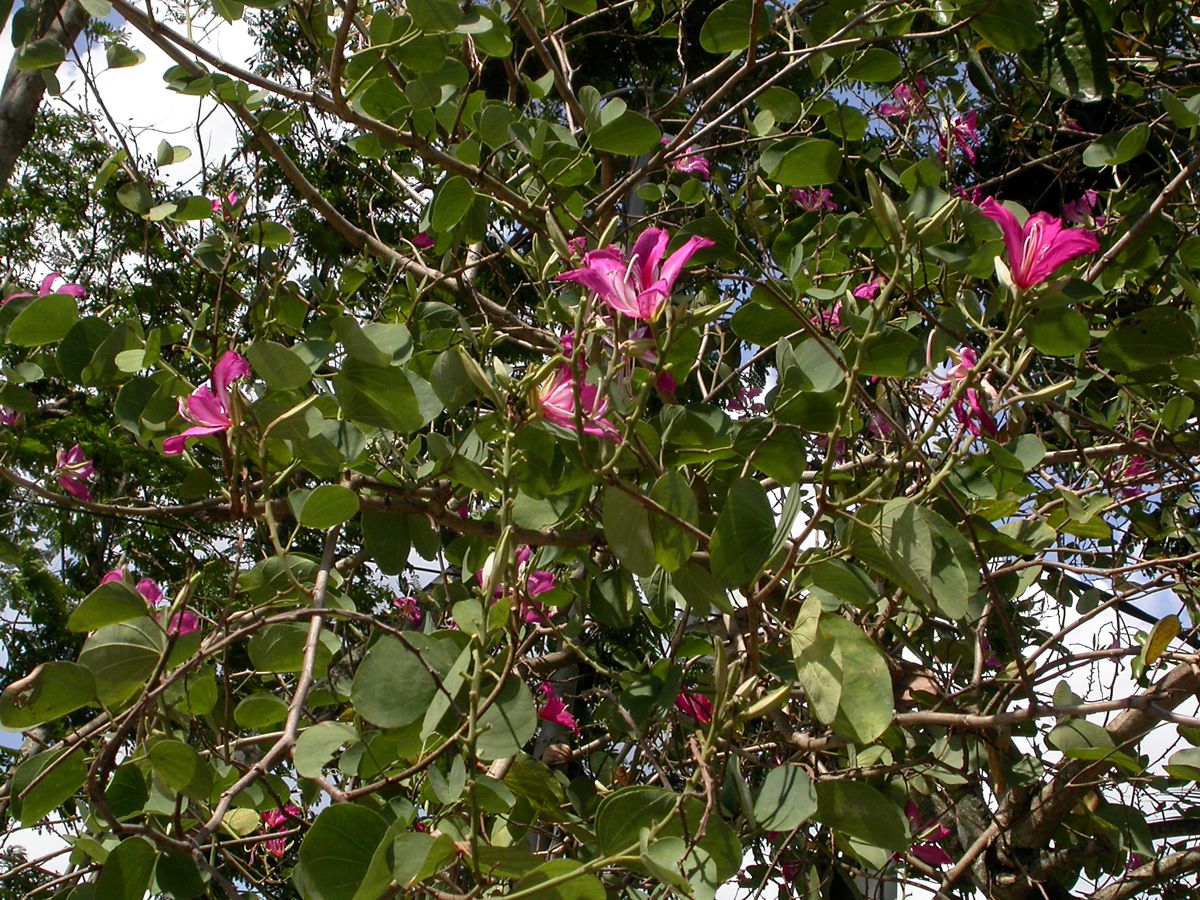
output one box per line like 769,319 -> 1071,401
699,0 -> 752,55
68,580 -> 150,632
245,221 -> 293,248
17,38 -> 65,71
333,361 -> 443,432
295,722 -> 357,779
7,293 -> 79,346
78,617 -> 168,706
791,596 -> 839,724
106,43 -> 146,68
845,48 -> 902,82
514,860 -> 606,899
1082,124 -> 1149,167
820,615 -> 893,744
296,484 -> 359,529
969,0 -> 1043,51
602,486 -> 657,577
234,692 -> 289,728
0,661 -> 96,728
1164,747 -> 1200,781
351,634 -> 453,728
11,747 -> 87,825
298,805 -> 389,900
431,175 -> 475,231
475,675 -> 537,761
815,781 -> 909,853
590,110 -> 661,156
710,477 -> 776,587
247,341 -> 313,390
1026,307 -> 1091,356
148,739 -> 214,799
648,470 -> 699,572
1142,614 -> 1181,666
759,138 -> 841,187
753,766 -> 818,831
1098,308 -> 1195,373
95,836 -> 156,900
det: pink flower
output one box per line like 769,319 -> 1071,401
661,137 -> 711,181
977,197 -> 1100,291
1126,853 -> 1147,872
478,546 -> 557,608
867,410 -> 895,437
557,226 -> 715,322
980,635 -> 1001,670
136,578 -> 163,607
211,191 -> 239,220
163,351 -> 251,455
1062,189 -> 1106,228
167,609 -> 199,637
100,567 -> 126,585
674,692 -> 713,724
412,231 -> 434,249
936,347 -> 997,437
3,272 -> 87,306
566,236 -> 588,257
728,386 -> 766,416
655,371 -> 677,396
903,801 -> 954,867
0,407 -> 20,426
518,597 -> 551,626
259,805 -> 301,860
537,683 -> 579,733
810,301 -> 844,333
852,275 -> 885,301
1119,428 -> 1152,498
878,79 -> 928,122
938,112 -> 981,165
54,445 -> 95,501
393,596 -> 422,626
953,185 -> 985,205
788,188 -> 837,212
538,365 -> 620,440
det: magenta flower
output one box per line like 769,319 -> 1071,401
977,198 -> 1100,291
938,111 -> 981,165
788,188 -> 837,212
538,365 -> 620,440
810,301 -> 844,333
54,445 -> 95,501
557,226 -> 715,322
412,231 -> 434,250
852,275 -> 885,301
661,137 -> 711,181
674,691 -> 713,724
878,79 -> 928,122
478,546 -> 557,606
903,801 -> 954,867
163,351 -> 251,455
258,805 -> 301,860
1062,189 -> 1106,228
980,635 -> 1001,670
211,191 -> 239,220
566,236 -> 588,257
393,596 -> 422,626
100,567 -> 126,586
0,407 -> 21,426
867,410 -> 895,437
136,578 -> 164,606
167,609 -> 199,637
537,683 -> 579,733
1118,428 -> 1152,498
655,371 -> 678,396
3,272 -> 87,306
728,385 -> 766,416
936,347 -> 997,437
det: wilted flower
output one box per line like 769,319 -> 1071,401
538,364 -> 620,440
978,198 -> 1100,291
393,596 -> 422,626
537,683 -> 579,733
789,188 -> 837,212
163,351 -> 251,455
1118,428 -> 1152,498
728,385 -> 766,416
54,445 -> 95,501
3,272 -> 87,305
412,231 -> 434,250
878,78 -> 928,122
852,275 -> 885,301
938,111 -> 981,165
660,137 -> 711,181
557,226 -> 714,322
674,691 -> 713,724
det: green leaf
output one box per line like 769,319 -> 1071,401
79,0 -> 113,16
0,661 -> 96,728
699,0 -> 752,55
648,471 -> 699,572
295,722 -> 357,779
1082,124 -> 1150,167
248,623 -> 339,676
78,618 -> 167,706
148,740 -> 214,800
361,510 -> 411,575
105,764 -> 149,820
245,221 -> 293,248
155,852 -> 205,899
969,0 -> 1043,51
68,580 -> 150,632
16,38 -> 65,71
7,292 -> 79,346
95,837 -> 156,900
296,484 -> 359,529
845,48 -> 902,82
333,361 -> 443,432
1098,308 -> 1195,373
753,765 -> 818,831
514,860 -> 606,899
821,615 -> 893,744
12,747 -> 87,825
759,138 -> 842,187
590,110 -> 661,156
247,341 -> 312,390
351,634 -> 457,728
1164,747 -> 1200,781
431,175 -> 476,231
169,195 -> 219,221
234,692 -> 289,728
1027,307 -> 1090,356
106,43 -> 146,68
816,782 -> 909,862
475,676 -> 537,761
602,487 -> 657,577
1026,0 -> 1110,100
710,477 -> 776,587
298,805 -> 389,900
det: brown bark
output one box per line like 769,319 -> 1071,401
0,0 -> 90,192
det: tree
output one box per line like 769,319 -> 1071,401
2,0 -> 1200,897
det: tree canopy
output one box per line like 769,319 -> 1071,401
2,0 -> 1200,897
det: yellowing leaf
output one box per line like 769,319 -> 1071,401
1142,614 -> 1181,666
